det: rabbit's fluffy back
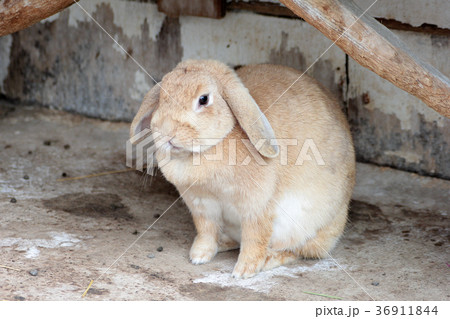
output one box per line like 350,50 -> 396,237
234,64 -> 355,248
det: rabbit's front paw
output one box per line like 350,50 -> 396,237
232,255 -> 265,279
189,236 -> 218,265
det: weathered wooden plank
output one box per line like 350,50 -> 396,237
280,0 -> 450,118
0,0 -> 77,37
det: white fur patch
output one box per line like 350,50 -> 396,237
199,198 -> 221,213
192,197 -> 201,206
271,192 -> 316,248
189,197 -> 222,224
221,201 -> 242,242
188,196 -> 241,243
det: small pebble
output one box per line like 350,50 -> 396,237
86,288 -> 106,295
130,264 -> 140,269
63,144 -> 71,150
110,203 -> 125,210
10,198 -> 17,203
29,269 -> 38,276
147,253 -> 155,259
153,213 -> 161,218
156,246 -> 163,252
371,281 -> 379,286
43,140 -> 51,146
23,175 -> 29,180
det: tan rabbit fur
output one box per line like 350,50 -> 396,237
130,60 -> 355,278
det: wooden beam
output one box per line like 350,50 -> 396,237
0,0 -> 77,37
279,0 -> 450,118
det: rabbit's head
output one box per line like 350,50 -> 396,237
130,60 -> 279,158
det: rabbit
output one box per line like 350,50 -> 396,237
130,60 -> 355,278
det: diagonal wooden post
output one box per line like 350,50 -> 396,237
0,0 -> 77,37
279,0 -> 450,118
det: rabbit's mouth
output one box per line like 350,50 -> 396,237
166,139 -> 191,155
168,139 -> 181,150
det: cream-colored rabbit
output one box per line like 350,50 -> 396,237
130,60 -> 355,278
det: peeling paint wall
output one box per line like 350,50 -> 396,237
1,1 -> 181,120
0,1 -> 345,119
0,34 -> 12,92
0,0 -> 448,178
232,0 -> 450,29
355,0 -> 450,29
347,30 -> 450,178
179,11 -> 346,99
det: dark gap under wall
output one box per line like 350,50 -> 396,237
344,54 -> 350,117
226,0 -> 450,36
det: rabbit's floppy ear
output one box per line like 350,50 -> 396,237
220,69 -> 279,158
130,83 -> 161,138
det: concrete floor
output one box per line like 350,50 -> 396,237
0,104 -> 448,301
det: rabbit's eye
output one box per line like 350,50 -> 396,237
199,95 -> 209,106
194,93 -> 213,112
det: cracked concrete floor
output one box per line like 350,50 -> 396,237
0,105 -> 448,301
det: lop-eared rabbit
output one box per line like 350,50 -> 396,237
130,60 -> 355,278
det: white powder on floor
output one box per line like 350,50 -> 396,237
193,259 -> 343,293
0,232 -> 81,258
